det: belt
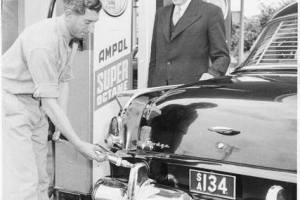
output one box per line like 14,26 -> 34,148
15,93 -> 42,107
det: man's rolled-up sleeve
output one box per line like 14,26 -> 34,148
60,64 -> 74,82
27,48 -> 59,98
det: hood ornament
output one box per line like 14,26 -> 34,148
216,142 -> 240,161
137,126 -> 170,151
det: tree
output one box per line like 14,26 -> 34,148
230,0 -> 296,62
259,0 -> 296,27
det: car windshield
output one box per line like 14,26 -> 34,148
238,16 -> 298,70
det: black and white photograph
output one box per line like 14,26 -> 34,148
1,0 -> 298,199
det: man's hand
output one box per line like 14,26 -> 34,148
76,141 -> 107,162
199,73 -> 214,81
52,130 -> 62,142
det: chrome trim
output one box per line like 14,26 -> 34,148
131,152 -> 296,183
235,64 -> 297,70
208,126 -> 240,135
124,96 -> 150,149
266,185 -> 286,200
234,14 -> 297,72
92,178 -> 127,200
115,85 -> 179,150
127,162 -> 193,200
127,162 -> 149,200
189,162 -> 296,183
116,85 -> 179,116
271,2 -> 298,20
92,163 -> 193,200
132,154 -> 296,183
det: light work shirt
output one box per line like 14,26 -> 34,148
2,15 -> 74,98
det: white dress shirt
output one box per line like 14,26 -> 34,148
173,0 -> 192,24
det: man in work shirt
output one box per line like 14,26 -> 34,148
2,0 -> 105,199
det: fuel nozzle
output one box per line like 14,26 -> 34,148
106,154 -> 134,168
95,144 -> 134,168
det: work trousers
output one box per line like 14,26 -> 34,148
3,91 -> 50,200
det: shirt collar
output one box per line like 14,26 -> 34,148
175,0 -> 192,15
56,15 -> 72,45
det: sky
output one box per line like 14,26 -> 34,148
230,0 -> 292,17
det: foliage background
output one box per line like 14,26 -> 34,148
230,0 -> 296,63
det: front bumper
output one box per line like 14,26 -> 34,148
92,162 -> 192,200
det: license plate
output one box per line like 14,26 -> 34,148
189,169 -> 236,199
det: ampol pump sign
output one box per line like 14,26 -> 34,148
92,0 -> 132,180
93,0 -> 132,110
95,40 -> 130,109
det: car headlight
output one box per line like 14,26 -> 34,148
105,116 -> 124,149
266,185 -> 287,200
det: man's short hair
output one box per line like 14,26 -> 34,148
63,0 -> 102,14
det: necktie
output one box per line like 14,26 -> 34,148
173,6 -> 181,25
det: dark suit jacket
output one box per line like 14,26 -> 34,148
148,0 -> 230,87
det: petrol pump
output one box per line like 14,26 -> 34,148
49,0 -> 134,199
45,0 -> 231,199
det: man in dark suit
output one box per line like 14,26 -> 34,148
148,0 -> 230,87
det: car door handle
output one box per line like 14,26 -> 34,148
208,126 -> 241,136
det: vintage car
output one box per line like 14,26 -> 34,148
92,2 -> 297,200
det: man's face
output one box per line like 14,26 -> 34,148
172,0 -> 189,5
69,9 -> 99,39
